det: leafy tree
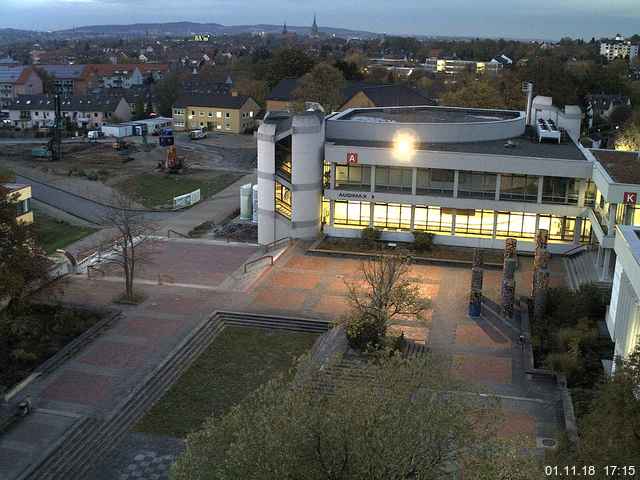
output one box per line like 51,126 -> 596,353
340,253 -> 430,350
441,78 -> 507,109
265,47 -> 315,87
616,113 -> 640,151
234,78 -> 269,107
0,191 -> 49,305
293,62 -> 346,112
154,72 -> 182,117
133,97 -> 146,120
172,354 -> 540,480
33,67 -> 57,94
334,60 -> 364,81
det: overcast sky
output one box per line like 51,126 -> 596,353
1,0 -> 638,40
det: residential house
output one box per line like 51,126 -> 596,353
89,64 -> 169,89
600,35 -> 639,61
586,94 -> 632,128
7,94 -> 131,129
490,54 -> 513,66
1,183 -> 33,225
0,66 -> 43,108
35,64 -> 96,95
172,93 -> 259,133
265,78 -> 301,111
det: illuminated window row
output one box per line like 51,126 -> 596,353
275,182 -> 292,219
328,200 -> 590,243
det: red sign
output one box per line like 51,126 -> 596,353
346,152 -> 358,164
624,192 -> 637,204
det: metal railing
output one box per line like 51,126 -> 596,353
243,255 -> 274,273
167,229 -> 189,239
262,236 -> 291,253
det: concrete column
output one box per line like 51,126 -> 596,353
602,249 -> 612,281
573,217 -> 583,244
329,200 -> 335,226
596,245 -> 603,268
370,165 -> 376,194
410,205 -> 416,230
330,162 -> 336,189
495,174 -> 501,202
369,202 -> 374,227
411,167 -> 417,196
608,203 -> 617,235
537,176 -> 544,204
453,170 -> 459,198
578,180 -> 587,208
257,123 -> 277,245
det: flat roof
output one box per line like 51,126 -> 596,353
336,106 -> 521,124
591,149 -> 640,184
329,127 -> 587,161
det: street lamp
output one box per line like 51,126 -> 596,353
392,130 -> 417,161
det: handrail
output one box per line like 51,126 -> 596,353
243,255 -> 274,273
563,243 -> 588,257
263,236 -> 291,253
167,229 -> 189,239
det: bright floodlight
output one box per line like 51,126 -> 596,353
392,131 -> 417,160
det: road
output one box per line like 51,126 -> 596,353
16,173 -> 176,225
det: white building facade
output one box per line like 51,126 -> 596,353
600,41 -> 639,61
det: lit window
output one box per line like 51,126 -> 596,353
373,203 -> 412,230
275,182 -> 292,219
334,201 -> 370,228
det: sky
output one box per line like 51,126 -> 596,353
1,0 -> 639,40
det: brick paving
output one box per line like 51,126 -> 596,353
0,242 -> 565,479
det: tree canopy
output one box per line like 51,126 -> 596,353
172,353 -> 540,480
293,62 -> 346,113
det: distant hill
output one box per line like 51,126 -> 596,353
52,21 -> 382,39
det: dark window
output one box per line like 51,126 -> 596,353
416,168 -> 454,197
375,167 -> 412,193
335,164 -> 371,191
275,136 -> 292,181
499,174 -> 539,203
542,177 -> 579,205
458,171 -> 497,199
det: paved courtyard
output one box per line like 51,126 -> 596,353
0,241 -> 566,479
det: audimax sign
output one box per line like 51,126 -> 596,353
336,192 -> 373,200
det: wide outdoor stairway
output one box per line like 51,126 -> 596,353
563,249 -> 611,293
18,312 -> 330,480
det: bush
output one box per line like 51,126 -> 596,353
360,227 -> 380,249
342,313 -> 386,351
413,232 -> 434,253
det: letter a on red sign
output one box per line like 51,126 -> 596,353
347,152 -> 358,164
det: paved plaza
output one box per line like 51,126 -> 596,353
0,240 -> 567,479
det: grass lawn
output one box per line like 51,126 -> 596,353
115,170 -> 243,209
134,327 -> 318,438
33,211 -> 97,254
0,164 -> 15,181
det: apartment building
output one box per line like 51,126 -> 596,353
35,64 -> 96,95
420,58 -> 502,75
172,93 -> 259,134
0,66 -> 43,108
7,94 -> 131,129
600,36 -> 639,61
1,183 -> 33,225
90,64 -> 169,89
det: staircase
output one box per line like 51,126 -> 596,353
18,311 -> 330,480
563,249 -> 610,292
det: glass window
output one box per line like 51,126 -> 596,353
322,198 -> 330,224
275,137 -> 292,181
499,174 -> 539,203
333,201 -> 370,227
375,167 -> 412,193
454,209 -> 495,236
584,180 -> 597,207
542,177 -> 579,205
335,164 -> 371,191
275,182 -> 292,219
416,168 -> 454,197
495,211 -> 536,239
414,205 -> 453,234
458,171 -> 497,200
539,215 -> 576,242
373,203 -> 412,230
323,162 -> 331,188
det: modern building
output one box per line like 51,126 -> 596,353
172,93 -> 259,133
420,57 -> 502,76
607,224 -> 640,367
7,94 -> 131,129
0,66 -> 43,108
600,35 -> 639,61
1,183 -> 33,224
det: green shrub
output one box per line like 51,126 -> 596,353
413,232 -> 434,253
360,227 -> 380,249
342,313 -> 386,351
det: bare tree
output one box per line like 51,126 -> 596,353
341,253 -> 430,349
99,192 -> 156,303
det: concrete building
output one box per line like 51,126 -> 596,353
1,183 -> 33,224
35,65 -> 96,95
420,58 -> 502,76
600,36 -> 639,61
172,94 -> 259,133
7,95 -> 131,129
608,225 -> 640,367
0,66 -> 43,108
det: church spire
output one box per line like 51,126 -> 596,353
282,21 -> 288,35
311,13 -> 319,36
